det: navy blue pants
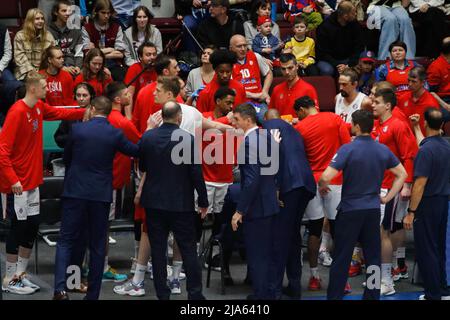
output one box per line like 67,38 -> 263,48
271,187 -> 311,299
145,208 -> 204,300
243,214 -> 277,299
54,198 -> 109,300
414,196 -> 449,300
327,209 -> 381,300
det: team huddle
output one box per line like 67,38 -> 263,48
0,0 -> 449,301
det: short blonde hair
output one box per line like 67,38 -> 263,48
25,71 -> 46,89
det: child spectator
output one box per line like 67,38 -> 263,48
283,0 -> 324,30
283,16 -> 319,76
244,0 -> 281,49
355,50 -> 376,96
252,16 -> 281,60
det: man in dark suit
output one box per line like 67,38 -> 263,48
263,109 -> 316,299
53,96 -> 140,300
139,101 -> 209,300
231,103 -> 280,300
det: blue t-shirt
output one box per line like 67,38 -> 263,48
414,136 -> 450,197
330,135 -> 400,212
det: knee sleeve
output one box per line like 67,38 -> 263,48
5,219 -> 19,255
134,220 -> 142,242
17,215 -> 40,249
307,218 -> 324,238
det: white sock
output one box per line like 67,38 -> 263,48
104,256 -> 109,273
15,256 -> 29,276
319,232 -> 331,252
381,263 -> 392,284
310,267 -> 319,279
134,241 -> 140,259
396,247 -> 405,259
6,261 -> 17,280
132,263 -> 146,284
172,261 -> 182,280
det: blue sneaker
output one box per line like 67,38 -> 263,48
103,267 -> 128,282
168,278 -> 181,294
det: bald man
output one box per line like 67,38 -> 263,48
262,108 -> 316,299
229,34 -> 273,105
264,108 -> 281,120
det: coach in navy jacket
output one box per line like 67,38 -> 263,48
263,114 -> 316,299
231,104 -> 279,299
53,96 -> 139,300
139,101 -> 208,300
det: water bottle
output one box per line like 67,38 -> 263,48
99,32 -> 106,49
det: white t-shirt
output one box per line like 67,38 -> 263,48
180,103 -> 203,137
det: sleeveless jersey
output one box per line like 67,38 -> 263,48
385,60 -> 415,99
335,92 -> 367,124
232,51 -> 262,94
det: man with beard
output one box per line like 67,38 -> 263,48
269,53 -> 319,120
124,42 -> 158,105
335,68 -> 372,124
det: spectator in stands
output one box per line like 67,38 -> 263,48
230,34 -> 273,106
196,49 -> 247,112
54,82 -> 96,148
39,46 -> 75,106
124,5 -> 163,66
0,25 -> 22,117
409,0 -> 449,59
74,48 -> 113,96
355,50 -> 376,96
82,0 -> 129,81
282,0 -> 324,30
14,8 -> 55,81
397,66 -> 440,135
427,37 -> 450,121
110,0 -> 141,29
124,41 -> 158,105
316,1 -> 364,76
252,16 -> 281,61
283,15 -> 319,76
197,0 -> 245,50
175,0 -> 210,53
366,0 -> 416,60
49,0 -> 84,77
243,0 -> 281,49
269,53 -> 319,119
375,41 -> 418,101
185,45 -> 216,106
